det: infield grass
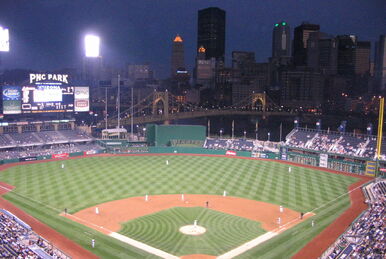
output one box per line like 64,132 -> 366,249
119,207 -> 266,256
0,155 -> 359,258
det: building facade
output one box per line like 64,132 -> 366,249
375,35 -> 386,92
280,68 -> 323,108
171,34 -> 185,77
197,7 -> 226,61
272,21 -> 291,58
293,22 -> 320,66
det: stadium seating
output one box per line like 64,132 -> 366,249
9,132 -> 41,146
0,209 -> 68,258
0,143 -> 103,160
0,130 -> 93,149
285,128 -> 386,160
0,129 -> 102,160
203,138 -> 279,152
324,180 -> 386,259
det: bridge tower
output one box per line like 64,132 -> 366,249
251,92 -> 267,110
152,91 -> 169,120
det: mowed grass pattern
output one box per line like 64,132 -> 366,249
0,155 -> 359,258
119,207 -> 266,256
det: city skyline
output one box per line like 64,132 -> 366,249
0,0 -> 384,78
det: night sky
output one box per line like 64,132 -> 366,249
0,0 -> 385,78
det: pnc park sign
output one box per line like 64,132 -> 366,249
29,73 -> 69,84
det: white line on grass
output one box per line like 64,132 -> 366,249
217,232 -> 278,259
110,232 -> 179,259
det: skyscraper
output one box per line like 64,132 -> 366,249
306,32 -> 338,75
197,7 -> 226,61
354,41 -> 371,76
337,35 -> 356,76
293,22 -> 320,66
171,34 -> 185,77
375,35 -> 386,92
272,21 -> 291,58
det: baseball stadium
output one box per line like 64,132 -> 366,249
0,118 -> 384,259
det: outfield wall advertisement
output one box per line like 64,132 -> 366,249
52,153 -> 69,159
319,153 -> 328,168
74,87 -> 90,112
2,86 -> 22,114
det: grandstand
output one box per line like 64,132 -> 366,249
0,209 -> 69,259
0,120 -> 103,161
322,179 -> 385,259
285,127 -> 384,159
203,138 -> 279,153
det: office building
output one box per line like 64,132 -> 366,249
127,64 -> 153,81
280,68 -> 323,108
375,35 -> 386,92
293,22 -> 320,66
337,35 -> 356,76
194,46 -> 216,88
307,32 -> 338,75
272,21 -> 291,58
354,41 -> 371,76
171,34 -> 185,77
197,7 -> 226,61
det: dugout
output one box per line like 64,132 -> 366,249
146,124 -> 206,146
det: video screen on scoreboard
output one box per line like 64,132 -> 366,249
21,84 -> 75,113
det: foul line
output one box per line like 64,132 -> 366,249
110,232 -> 179,259
0,184 -> 62,213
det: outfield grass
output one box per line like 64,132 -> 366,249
0,155 -> 359,258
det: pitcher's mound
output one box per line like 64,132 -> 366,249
179,225 -> 206,236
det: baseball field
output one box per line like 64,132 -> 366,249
0,154 -> 361,258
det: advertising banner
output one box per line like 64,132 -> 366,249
52,153 -> 69,159
19,156 -> 37,162
365,161 -> 376,177
74,86 -> 89,112
226,150 -> 237,156
319,153 -> 328,168
2,86 -> 21,114
85,150 -> 97,155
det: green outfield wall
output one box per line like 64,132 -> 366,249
146,124 -> 206,146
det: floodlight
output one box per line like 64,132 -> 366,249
0,26 -> 10,52
84,35 -> 100,57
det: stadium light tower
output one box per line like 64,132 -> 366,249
84,35 -> 100,57
0,26 -> 10,52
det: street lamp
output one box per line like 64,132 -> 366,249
220,129 -> 223,139
143,127 -> 146,138
244,130 -> 247,139
268,132 -> 271,142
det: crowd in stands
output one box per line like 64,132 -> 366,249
1,130 -> 93,148
0,209 -> 68,258
0,143 -> 103,160
324,179 -> 385,259
203,138 -> 279,153
0,129 -> 102,160
286,128 -> 384,159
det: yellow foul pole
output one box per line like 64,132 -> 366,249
376,97 -> 384,161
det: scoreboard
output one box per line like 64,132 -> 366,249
2,73 -> 89,115
21,84 -> 75,113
